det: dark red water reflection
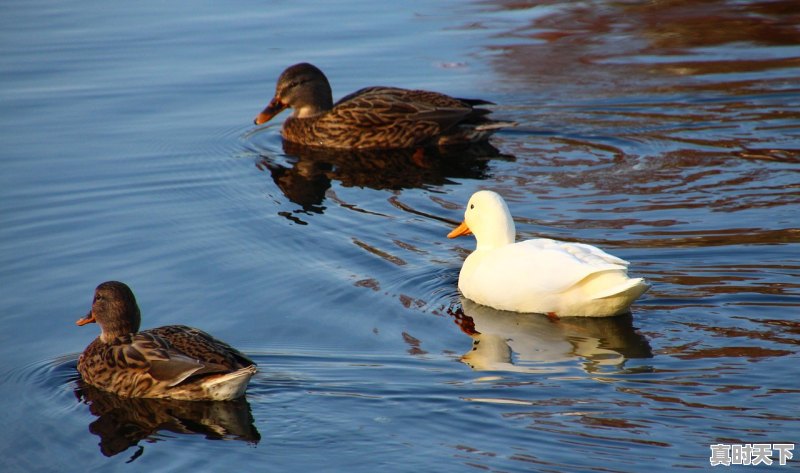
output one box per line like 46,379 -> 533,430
426,2 -> 800,469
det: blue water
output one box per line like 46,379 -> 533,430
1,0 -> 799,471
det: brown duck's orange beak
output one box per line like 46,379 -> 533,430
447,221 -> 472,239
254,97 -> 288,125
76,310 -> 96,326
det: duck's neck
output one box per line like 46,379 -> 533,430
475,218 -> 516,252
293,103 -> 330,118
292,84 -> 334,118
99,310 -> 140,343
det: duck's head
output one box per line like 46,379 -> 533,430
461,334 -> 513,371
254,63 -> 334,125
447,190 -> 516,250
76,281 -> 141,342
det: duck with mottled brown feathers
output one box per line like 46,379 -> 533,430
253,63 -> 513,149
76,281 -> 256,401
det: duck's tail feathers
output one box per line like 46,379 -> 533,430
475,121 -> 517,131
457,97 -> 495,107
202,365 -> 257,401
439,121 -> 517,145
592,277 -> 650,301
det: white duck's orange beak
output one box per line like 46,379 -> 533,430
447,221 -> 472,239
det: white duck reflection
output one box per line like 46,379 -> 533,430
453,298 -> 652,373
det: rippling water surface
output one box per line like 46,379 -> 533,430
1,0 -> 798,471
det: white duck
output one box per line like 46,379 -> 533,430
447,190 -> 650,317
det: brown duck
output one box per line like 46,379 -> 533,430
76,281 -> 256,401
253,63 -> 512,149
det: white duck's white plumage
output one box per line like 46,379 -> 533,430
447,190 -> 649,317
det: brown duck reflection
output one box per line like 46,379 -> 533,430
452,298 -> 652,374
258,140 -> 514,213
75,381 -> 260,460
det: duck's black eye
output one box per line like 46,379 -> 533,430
470,204 -> 474,210
286,79 -> 308,91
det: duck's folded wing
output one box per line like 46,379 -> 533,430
330,87 -> 471,130
475,240 -> 628,295
122,333 -> 231,387
566,241 -> 630,267
152,325 -> 256,368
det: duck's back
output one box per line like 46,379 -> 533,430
147,325 -> 254,370
460,238 -> 636,314
336,86 -> 485,109
284,86 -> 496,149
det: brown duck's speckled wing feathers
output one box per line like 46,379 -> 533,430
118,332 -> 219,386
335,87 -> 472,126
336,87 -> 489,109
78,333 -> 183,397
77,326 -> 253,398
147,325 -> 255,369
357,88 -> 495,125
282,86 -> 478,149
